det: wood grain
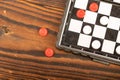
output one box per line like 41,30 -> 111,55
0,0 -> 120,80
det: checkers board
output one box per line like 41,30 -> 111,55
57,0 -> 120,65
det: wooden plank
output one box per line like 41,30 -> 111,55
0,0 -> 120,79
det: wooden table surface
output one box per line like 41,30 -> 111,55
0,0 -> 120,80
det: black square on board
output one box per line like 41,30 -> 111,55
81,22 -> 94,35
96,13 -> 109,27
114,43 -> 120,56
87,0 -> 100,12
111,5 -> 120,18
71,8 -> 84,21
90,37 -> 103,51
64,31 -> 79,45
105,28 -> 118,41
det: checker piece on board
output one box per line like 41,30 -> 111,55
57,0 -> 120,65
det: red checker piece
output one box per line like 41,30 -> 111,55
76,9 -> 85,19
45,48 -> 54,57
39,28 -> 48,37
89,2 -> 99,12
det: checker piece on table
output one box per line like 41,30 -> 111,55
57,0 -> 120,65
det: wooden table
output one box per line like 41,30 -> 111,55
0,0 -> 120,80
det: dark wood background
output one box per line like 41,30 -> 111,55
0,0 -> 120,80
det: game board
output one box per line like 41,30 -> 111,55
57,0 -> 120,65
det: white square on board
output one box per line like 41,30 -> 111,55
107,16 -> 120,30
68,19 -> 83,33
74,0 -> 88,9
93,25 -> 107,39
102,40 -> 116,54
83,11 -> 97,24
117,31 -> 120,43
77,34 -> 92,48
98,2 -> 112,15
113,0 -> 120,3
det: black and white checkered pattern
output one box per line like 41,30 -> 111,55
67,0 -> 120,55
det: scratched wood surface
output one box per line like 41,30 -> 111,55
0,0 -> 120,80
